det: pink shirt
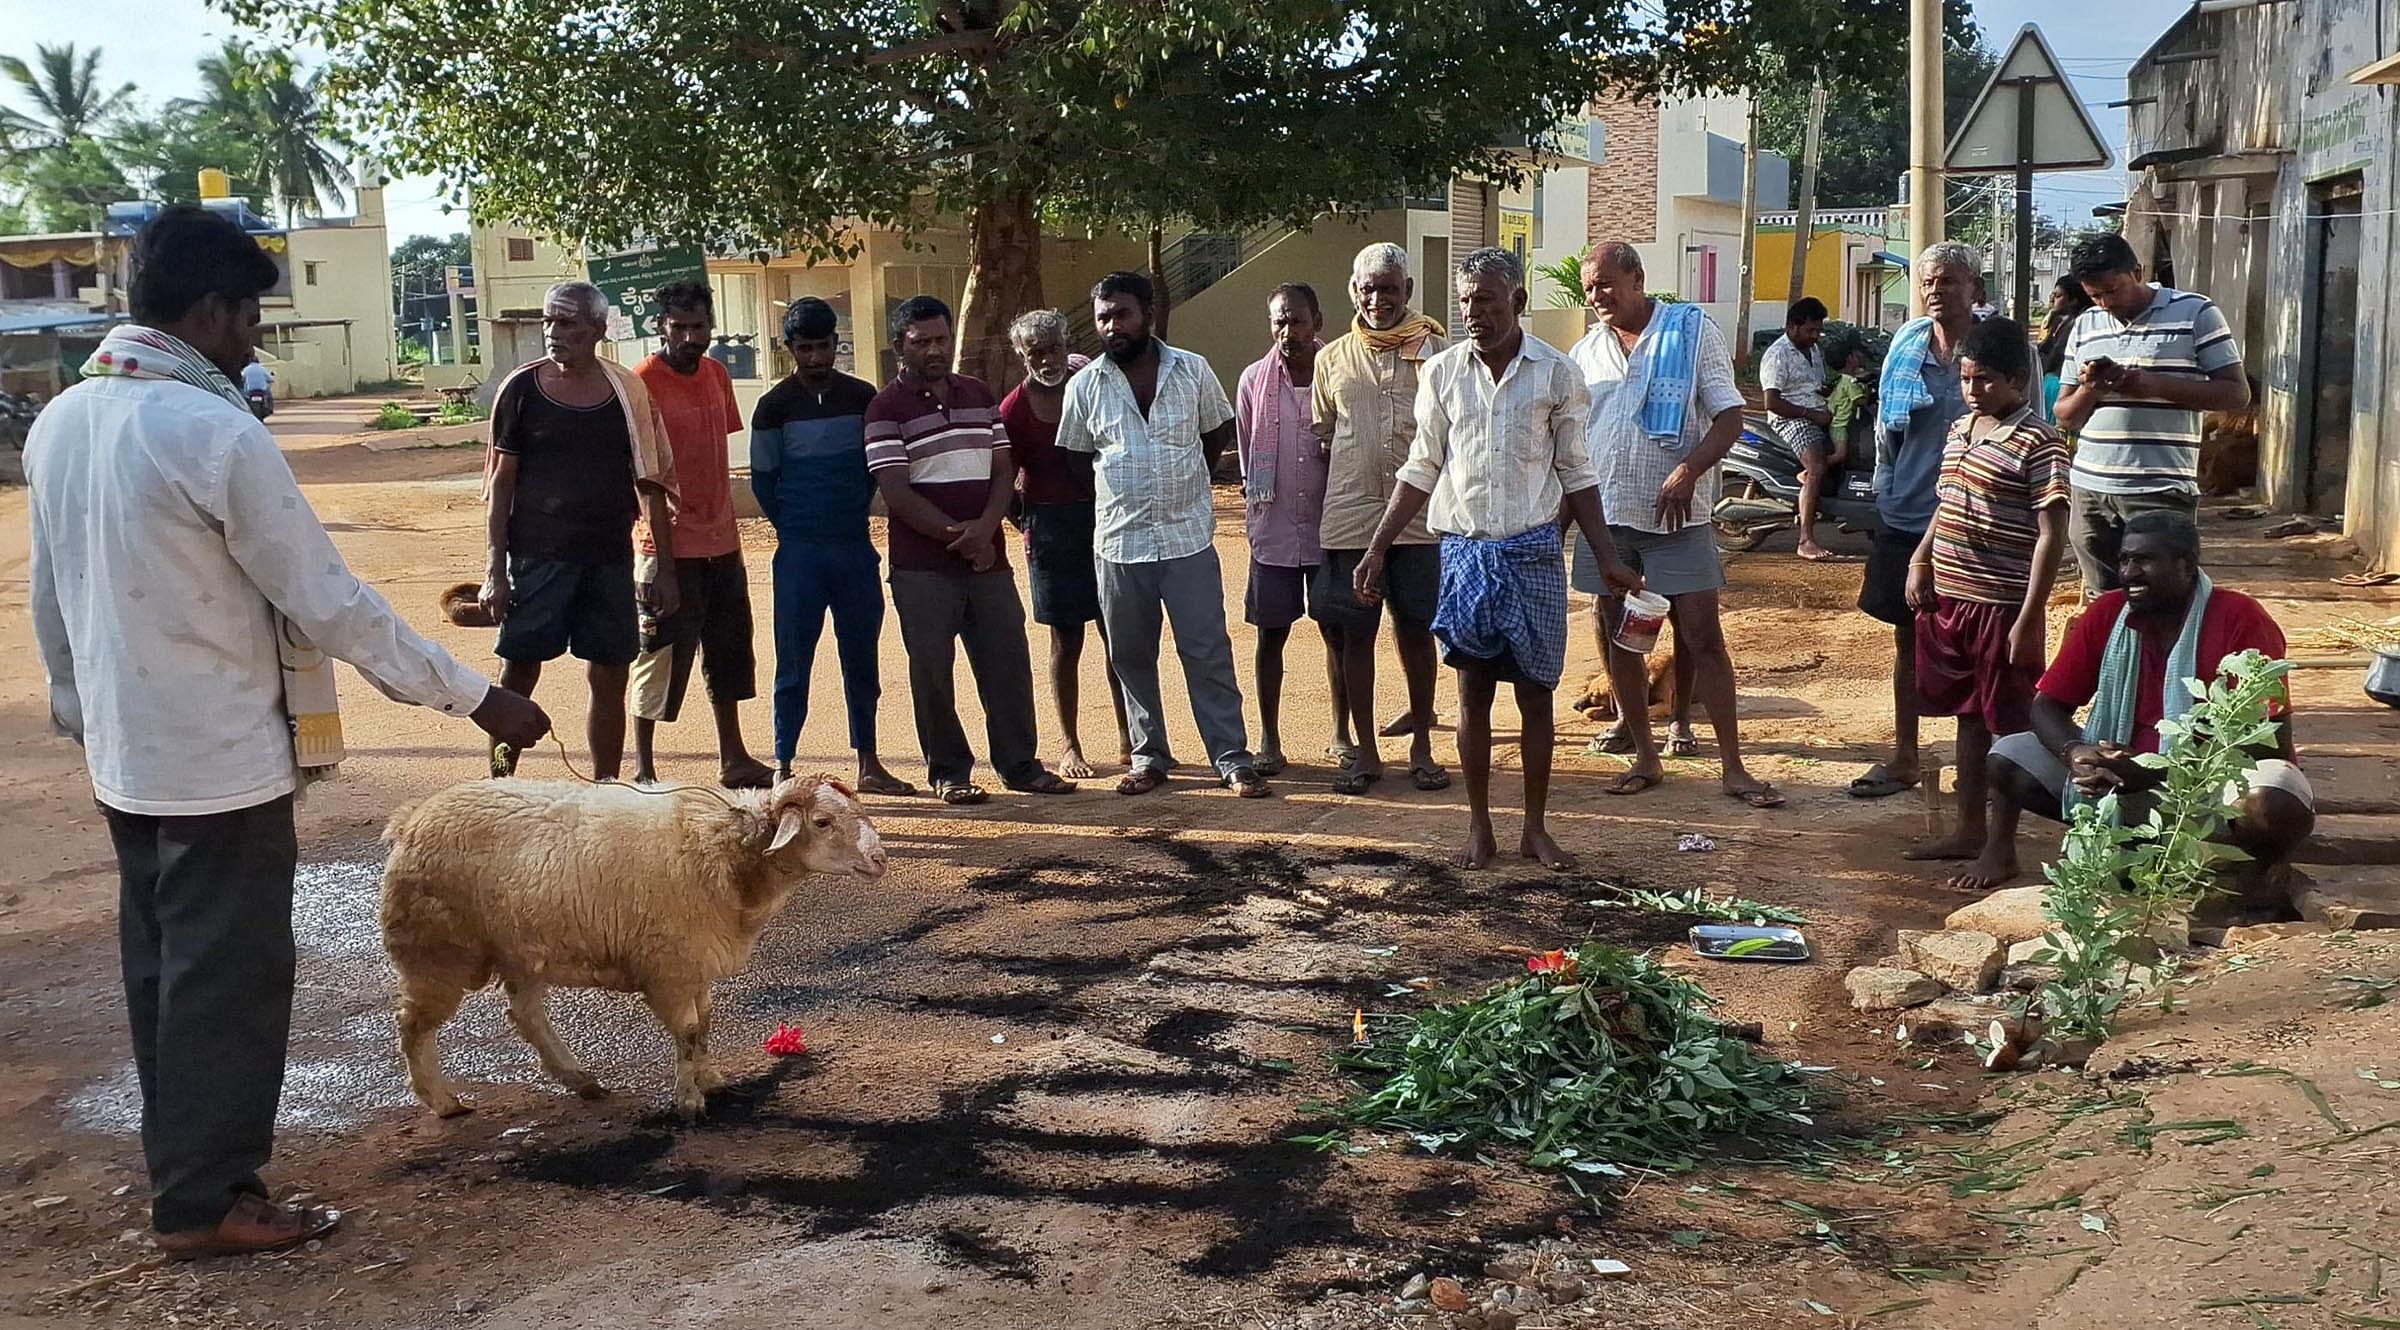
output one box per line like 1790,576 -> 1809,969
1236,351 -> 1328,568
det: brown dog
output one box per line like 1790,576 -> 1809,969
1574,646 -> 1677,722
439,582 -> 496,629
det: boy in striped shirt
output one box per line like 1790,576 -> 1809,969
1900,317 -> 2073,888
2056,233 -> 2250,595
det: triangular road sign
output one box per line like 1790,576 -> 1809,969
1944,25 -> 2114,173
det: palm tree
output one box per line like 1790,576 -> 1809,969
0,44 -> 136,151
186,42 -> 354,222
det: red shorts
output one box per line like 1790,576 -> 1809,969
1914,595 -> 2040,734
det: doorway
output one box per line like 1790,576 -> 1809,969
2299,180 -> 2362,518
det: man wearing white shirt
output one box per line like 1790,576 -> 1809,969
1356,247 -> 1636,870
239,351 -> 274,418
1057,271 -> 1267,798
26,206 -> 550,1259
1570,242 -> 1782,809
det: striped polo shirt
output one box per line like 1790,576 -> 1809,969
1930,405 -> 2073,606
865,373 -> 1009,574
750,372 -> 879,543
2060,286 -> 2241,496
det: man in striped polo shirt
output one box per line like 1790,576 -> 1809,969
867,295 -> 1074,804
2056,233 -> 2250,596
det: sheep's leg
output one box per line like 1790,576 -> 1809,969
503,980 -> 606,1100
396,976 -> 469,1117
640,985 -> 709,1121
692,988 -> 725,1093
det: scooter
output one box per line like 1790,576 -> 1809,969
1711,412 -> 1884,555
246,388 -> 273,421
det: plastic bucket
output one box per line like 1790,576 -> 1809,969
1613,590 -> 1672,654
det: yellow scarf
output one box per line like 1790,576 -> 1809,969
1354,309 -> 1446,356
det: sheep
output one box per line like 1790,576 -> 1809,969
378,773 -> 886,1120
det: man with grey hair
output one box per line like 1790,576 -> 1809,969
480,278 -> 680,780
1848,241 -> 1986,801
1000,307 -> 1127,779
1309,241 -> 1452,794
1358,246 -> 1635,869
1571,241 -> 1779,808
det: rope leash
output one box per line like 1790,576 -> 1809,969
488,736 -> 743,810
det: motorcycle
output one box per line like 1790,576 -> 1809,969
246,388 -> 273,421
0,390 -> 40,452
1711,412 -> 1884,555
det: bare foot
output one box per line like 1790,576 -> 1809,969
1796,539 -> 1837,562
1455,818 -> 1498,870
632,768 -> 659,787
1945,851 -> 2020,892
1902,832 -> 1984,862
1520,826 -> 1578,870
1057,745 -> 1097,780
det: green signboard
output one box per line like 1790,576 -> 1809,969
585,245 -> 708,340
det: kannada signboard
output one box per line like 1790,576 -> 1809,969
585,246 -> 708,342
1498,209 -> 1534,265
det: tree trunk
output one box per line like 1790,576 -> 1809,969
958,183 -> 1044,389
1147,222 -> 1172,339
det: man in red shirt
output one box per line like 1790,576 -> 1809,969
629,281 -> 773,788
1973,511 -> 2315,916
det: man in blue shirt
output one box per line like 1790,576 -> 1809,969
1851,242 -> 1980,801
750,297 -> 912,795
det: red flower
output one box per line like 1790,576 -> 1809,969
762,1022 -> 808,1056
1527,949 -> 1574,976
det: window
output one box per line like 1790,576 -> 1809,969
303,261 -> 320,286
506,237 -> 535,263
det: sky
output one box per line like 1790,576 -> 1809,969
1,0 -> 2192,252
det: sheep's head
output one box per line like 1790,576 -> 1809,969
764,775 -> 886,879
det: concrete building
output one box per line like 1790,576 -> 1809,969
1749,209 -> 1902,332
2123,0 -> 2400,571
1582,91 -> 1790,342
0,173 -> 400,399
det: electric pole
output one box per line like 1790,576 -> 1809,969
1735,101 -> 1761,358
1908,0 -> 1945,313
1787,82 -> 1827,307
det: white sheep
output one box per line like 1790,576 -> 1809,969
379,773 -> 886,1120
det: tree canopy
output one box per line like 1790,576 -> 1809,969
1756,21 -> 1995,213
226,0 -> 1944,380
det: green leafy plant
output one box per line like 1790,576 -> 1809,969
1535,250 -> 1588,309
1594,883 -> 1809,927
433,399 -> 486,426
368,400 -> 418,430
1320,942 -> 1815,1172
2032,651 -> 2293,1044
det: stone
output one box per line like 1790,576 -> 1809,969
1944,886 -> 2051,945
1897,994 -> 2003,1042
1430,1277 -> 1472,1312
2295,865 -> 2400,931
2223,921 -> 2331,948
1542,1275 -> 1588,1303
1484,1257 -> 1532,1283
2006,934 -> 2069,966
1845,966 -> 1943,1011
1399,1274 -> 1432,1302
1464,1310 -> 1520,1330
1999,963 -> 2059,994
1903,930 -> 2005,993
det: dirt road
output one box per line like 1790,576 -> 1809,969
3,395 -> 2398,1328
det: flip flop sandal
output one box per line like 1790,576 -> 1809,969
1224,768 -> 1273,799
936,783 -> 990,806
1847,764 -> 1919,799
1332,765 -> 1383,796
2334,571 -> 2400,587
1726,785 -> 1787,809
1603,771 -> 1660,796
1585,732 -> 1635,756
1666,730 -> 1703,758
1116,769 -> 1169,796
1410,763 -> 1452,791
852,773 -> 918,797
1253,752 -> 1289,777
1005,772 -> 1077,795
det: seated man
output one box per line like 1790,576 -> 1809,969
1970,511 -> 2315,918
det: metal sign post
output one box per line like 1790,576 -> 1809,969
1944,25 -> 2114,318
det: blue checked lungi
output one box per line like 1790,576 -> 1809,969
1430,525 -> 1569,688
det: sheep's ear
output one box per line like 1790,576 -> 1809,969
767,808 -> 805,853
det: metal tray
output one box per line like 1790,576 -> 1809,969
1688,923 -> 1811,963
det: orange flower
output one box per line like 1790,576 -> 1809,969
1352,1008 -> 1368,1044
1527,949 -> 1575,976
762,1022 -> 808,1056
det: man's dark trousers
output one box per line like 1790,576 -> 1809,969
102,795 -> 299,1233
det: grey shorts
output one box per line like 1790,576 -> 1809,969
2070,488 -> 2198,596
1573,523 -> 1725,599
1989,730 -> 2315,823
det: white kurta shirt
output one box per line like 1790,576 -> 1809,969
1395,333 -> 1594,540
28,375 -> 492,815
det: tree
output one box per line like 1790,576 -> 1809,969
0,44 -> 135,152
185,42 -> 354,222
229,0 -> 1946,383
391,231 -> 472,347
109,108 -> 263,204
1757,26 -> 1996,212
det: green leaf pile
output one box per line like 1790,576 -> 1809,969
1331,943 -> 1816,1171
